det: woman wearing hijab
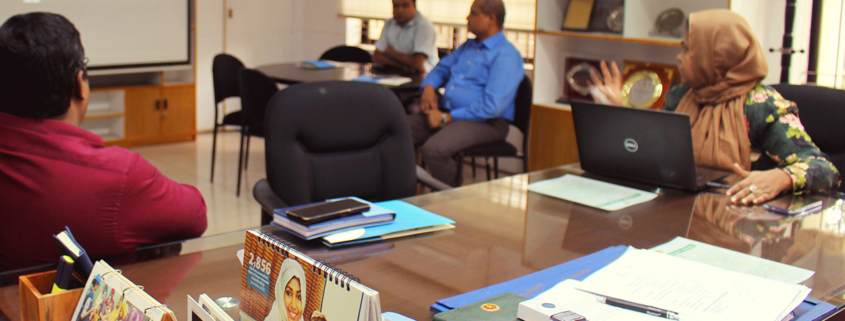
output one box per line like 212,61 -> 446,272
266,259 -> 307,321
591,9 -> 840,205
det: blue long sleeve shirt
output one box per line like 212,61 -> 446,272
420,31 -> 524,122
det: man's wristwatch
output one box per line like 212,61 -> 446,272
439,113 -> 449,128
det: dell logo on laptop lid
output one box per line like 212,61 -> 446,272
624,138 -> 638,153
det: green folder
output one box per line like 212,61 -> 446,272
432,293 -> 526,321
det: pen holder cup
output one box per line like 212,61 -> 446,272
19,270 -> 84,321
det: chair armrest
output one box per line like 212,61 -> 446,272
416,165 -> 452,192
253,179 -> 288,225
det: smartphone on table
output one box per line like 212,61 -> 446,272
286,198 -> 370,226
763,196 -> 823,216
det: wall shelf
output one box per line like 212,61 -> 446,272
535,30 -> 682,47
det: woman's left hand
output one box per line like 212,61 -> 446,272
727,163 -> 793,205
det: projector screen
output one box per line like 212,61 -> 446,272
1,0 -> 190,70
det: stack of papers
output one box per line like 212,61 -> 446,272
352,74 -> 412,86
299,60 -> 340,69
518,247 -> 811,321
652,237 -> 815,284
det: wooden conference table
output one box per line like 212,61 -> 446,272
3,164 -> 845,320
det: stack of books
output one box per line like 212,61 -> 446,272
273,197 -> 396,240
273,197 -> 455,246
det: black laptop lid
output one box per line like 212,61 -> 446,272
571,101 -> 699,190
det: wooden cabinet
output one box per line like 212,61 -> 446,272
124,84 -> 196,146
528,105 -> 578,171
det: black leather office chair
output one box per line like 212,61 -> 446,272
319,45 -> 372,63
771,84 -> 845,191
254,81 -> 434,224
235,68 -> 278,196
456,76 -> 533,181
437,48 -> 451,59
211,53 -> 245,183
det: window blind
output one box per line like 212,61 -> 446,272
341,0 -> 536,31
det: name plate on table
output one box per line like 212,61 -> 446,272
621,60 -> 678,110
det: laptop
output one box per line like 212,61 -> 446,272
570,101 -> 730,191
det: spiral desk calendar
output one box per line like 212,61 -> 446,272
71,261 -> 175,321
240,229 -> 382,321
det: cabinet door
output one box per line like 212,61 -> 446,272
124,87 -> 163,139
160,85 -> 196,136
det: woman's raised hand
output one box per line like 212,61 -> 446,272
589,60 -> 624,106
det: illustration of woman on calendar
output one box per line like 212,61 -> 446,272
266,259 -> 327,321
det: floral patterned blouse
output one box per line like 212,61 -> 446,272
664,83 -> 841,194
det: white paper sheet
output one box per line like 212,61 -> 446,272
577,248 -> 811,321
651,237 -> 815,284
527,175 -> 658,211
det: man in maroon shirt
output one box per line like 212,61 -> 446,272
0,13 -> 207,271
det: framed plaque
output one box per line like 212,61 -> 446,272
560,57 -> 603,103
562,0 -> 595,31
588,0 -> 624,34
621,61 -> 679,110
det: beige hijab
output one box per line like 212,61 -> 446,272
676,9 -> 768,170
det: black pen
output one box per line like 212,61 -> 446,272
594,294 -> 680,320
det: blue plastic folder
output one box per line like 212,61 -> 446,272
430,246 -> 627,313
430,245 -> 836,321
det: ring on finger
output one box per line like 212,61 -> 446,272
747,184 -> 758,193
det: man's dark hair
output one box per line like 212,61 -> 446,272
0,12 -> 87,119
479,0 -> 506,29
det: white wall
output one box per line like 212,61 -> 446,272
733,0 -> 813,85
196,0 -> 226,134
195,0 -> 346,132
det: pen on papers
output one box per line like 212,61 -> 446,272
595,294 -> 680,320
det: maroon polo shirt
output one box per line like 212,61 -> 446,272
0,111 -> 207,271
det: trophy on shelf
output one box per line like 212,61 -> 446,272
560,57 -> 604,103
588,0 -> 624,34
620,60 -> 679,110
562,0 -> 625,34
650,8 -> 686,38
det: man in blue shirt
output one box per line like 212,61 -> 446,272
410,0 -> 524,187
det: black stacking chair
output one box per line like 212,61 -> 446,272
253,81 -> 446,224
211,53 -> 245,182
319,45 -> 372,63
457,76 -> 533,181
771,84 -> 845,191
235,68 -> 278,196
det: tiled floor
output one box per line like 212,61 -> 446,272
129,131 -> 501,237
